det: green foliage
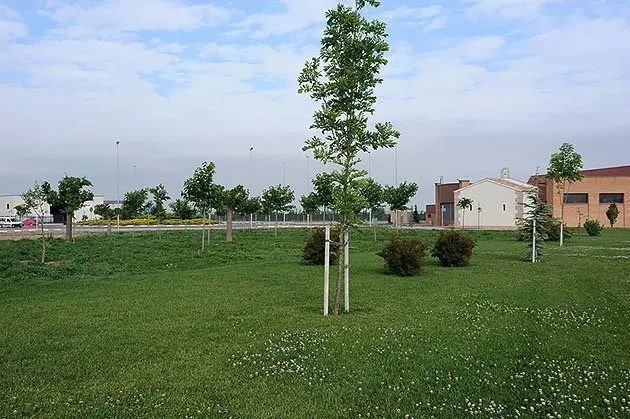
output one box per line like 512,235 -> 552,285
20,181 -> 48,217
94,204 -> 115,219
169,199 -> 196,220
431,231 -> 476,267
299,0 -> 398,227
238,196 -> 262,216
358,177 -> 383,212
583,219 -> 604,236
302,227 -> 340,266
547,142 -> 584,185
149,184 -> 170,222
606,203 -> 619,228
120,189 -> 149,220
300,192 -> 320,215
221,185 -> 248,212
412,205 -> 420,224
45,176 -> 94,214
311,173 -> 335,210
182,162 -> 220,215
261,185 -> 295,215
377,234 -> 426,276
383,182 -> 418,211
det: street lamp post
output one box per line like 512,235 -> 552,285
249,147 -> 254,229
116,140 -> 120,231
306,156 -> 310,226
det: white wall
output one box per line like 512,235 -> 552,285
454,180 -> 520,228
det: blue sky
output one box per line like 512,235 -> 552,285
1,0 -> 629,206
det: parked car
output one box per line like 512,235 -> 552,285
22,218 -> 37,227
0,217 -> 24,228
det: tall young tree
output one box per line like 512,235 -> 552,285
120,188 -> 149,220
520,189 -> 551,262
300,192 -> 321,225
358,177 -> 383,226
312,172 -> 335,222
182,162 -> 218,252
20,181 -> 50,262
170,198 -> 196,220
547,142 -> 584,246
261,185 -> 295,237
383,182 -> 418,229
606,203 -> 619,228
298,0 -> 398,315
149,184 -> 170,224
457,197 -> 474,230
94,203 -> 116,235
220,185 -> 249,242
45,176 -> 94,242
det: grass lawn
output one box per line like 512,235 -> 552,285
1,228 -> 629,418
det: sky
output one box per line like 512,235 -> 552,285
1,0 -> 629,208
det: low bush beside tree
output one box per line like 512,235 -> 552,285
302,227 -> 340,265
583,219 -> 603,236
431,231 -> 475,267
377,234 -> 427,277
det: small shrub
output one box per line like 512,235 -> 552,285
302,228 -> 340,265
583,219 -> 603,236
377,234 -> 426,277
431,231 -> 475,267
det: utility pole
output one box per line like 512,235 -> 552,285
249,147 -> 254,229
282,161 -> 287,223
116,140 -> 120,231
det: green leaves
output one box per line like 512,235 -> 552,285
300,192 -> 321,214
48,176 -> 94,213
547,142 -> 584,184
261,185 -> 295,214
182,162 -> 218,214
298,0 -> 397,227
383,182 -> 418,211
458,197 -> 474,210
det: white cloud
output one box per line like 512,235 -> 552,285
0,20 -> 27,41
380,5 -> 442,22
463,0 -> 564,19
47,0 -> 234,34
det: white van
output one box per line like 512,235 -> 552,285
0,217 -> 23,228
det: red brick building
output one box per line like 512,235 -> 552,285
528,165 -> 630,228
433,180 -> 470,226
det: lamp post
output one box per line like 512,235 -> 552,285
116,140 -> 120,231
249,147 -> 254,229
441,205 -> 446,227
306,156 -> 310,226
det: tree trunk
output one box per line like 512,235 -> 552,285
462,210 -> 465,230
40,219 -> 46,263
275,213 -> 278,237
226,207 -> 233,242
65,214 -> 73,242
107,217 -> 112,235
201,214 -> 205,252
333,245 -> 343,316
344,228 -> 349,313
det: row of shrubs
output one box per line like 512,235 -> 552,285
77,218 -> 218,227
303,229 -> 475,277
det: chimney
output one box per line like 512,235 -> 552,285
458,179 -> 470,189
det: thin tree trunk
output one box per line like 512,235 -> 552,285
344,228 -> 349,313
40,219 -> 46,263
226,207 -> 233,242
107,217 -> 112,235
275,213 -> 278,237
201,214 -> 205,252
462,210 -> 465,230
334,244 -> 343,316
65,213 -> 72,242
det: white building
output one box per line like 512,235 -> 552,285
0,195 -> 105,222
453,168 -> 535,229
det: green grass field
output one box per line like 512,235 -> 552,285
1,228 -> 629,418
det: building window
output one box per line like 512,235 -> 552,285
599,193 -> 624,204
564,193 -> 588,204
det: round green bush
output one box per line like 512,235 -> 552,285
302,227 -> 340,265
377,234 -> 427,277
583,219 -> 603,236
431,231 -> 476,267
